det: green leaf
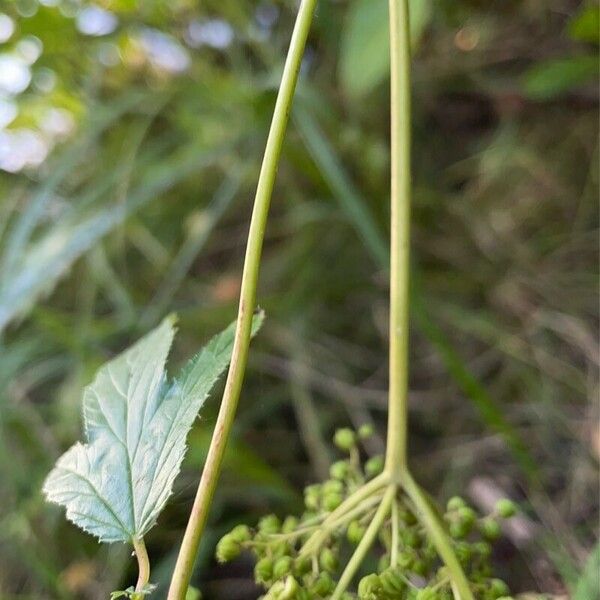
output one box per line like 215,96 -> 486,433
43,312 -> 264,542
522,55 -> 599,100
339,0 -> 432,97
574,541 -> 600,600
568,6 -> 600,44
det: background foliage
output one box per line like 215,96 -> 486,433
0,0 -> 597,598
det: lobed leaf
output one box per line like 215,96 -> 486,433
43,312 -> 263,542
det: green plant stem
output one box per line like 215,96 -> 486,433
330,485 -> 396,600
166,2 -> 318,598
402,472 -> 474,600
132,537 -> 150,598
385,0 -> 412,478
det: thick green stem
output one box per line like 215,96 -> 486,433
385,0 -> 412,477
330,486 -> 396,600
132,537 -> 150,599
166,2 -> 317,598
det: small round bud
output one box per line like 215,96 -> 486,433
304,484 -> 321,510
403,528 -> 422,548
312,572 -> 334,595
215,535 -> 240,563
319,547 -> 338,573
334,428 -> 356,451
293,556 -> 311,577
397,551 -> 412,569
358,424 -> 375,439
273,556 -> 293,580
446,496 -> 466,512
347,520 -> 365,544
457,506 -> 477,527
379,567 -> 405,593
473,541 -> 492,557
364,455 -> 384,477
329,460 -> 350,481
449,520 -> 469,539
323,492 -> 343,511
416,589 -> 437,600
480,517 -> 501,540
254,557 -> 273,584
358,574 -> 381,598
322,479 -> 344,494
281,516 -> 299,533
411,558 -> 427,576
489,578 -> 510,597
495,499 -> 517,519
229,524 -> 251,543
258,515 -> 280,535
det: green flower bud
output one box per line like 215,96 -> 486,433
489,579 -> 510,598
379,567 -> 405,593
455,541 -> 471,566
495,499 -> 517,519
329,460 -> 350,481
347,520 -> 365,545
358,574 -> 382,599
397,551 -> 412,569
402,528 -> 422,548
446,496 -> 466,512
322,479 -> 344,494
229,524 -> 251,543
281,516 -> 299,534
215,535 -> 240,563
334,428 -> 356,451
312,572 -> 334,595
273,556 -> 293,580
323,492 -> 343,511
364,455 -> 384,478
449,520 -> 469,539
304,484 -> 321,510
293,556 -> 311,577
480,517 -> 501,541
457,506 -> 477,528
254,557 -> 273,585
258,515 -> 280,535
416,588 -> 437,600
358,424 -> 375,439
473,541 -> 492,558
319,547 -> 338,573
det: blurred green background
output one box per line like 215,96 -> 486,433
0,0 -> 598,598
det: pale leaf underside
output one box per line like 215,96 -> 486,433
43,314 -> 262,543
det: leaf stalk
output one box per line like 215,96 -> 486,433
166,1 -> 318,598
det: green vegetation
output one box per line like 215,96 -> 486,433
0,0 -> 597,599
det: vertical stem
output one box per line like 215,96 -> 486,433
385,0 -> 412,477
132,537 -> 150,598
166,2 -> 318,598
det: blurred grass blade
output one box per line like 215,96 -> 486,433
141,170 -> 243,328
0,144 -> 225,333
293,104 -> 388,266
0,91 -> 152,280
574,541 -> 600,600
411,288 -> 537,478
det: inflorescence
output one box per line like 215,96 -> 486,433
216,427 -> 518,599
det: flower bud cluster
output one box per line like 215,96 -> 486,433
216,427 -> 518,599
